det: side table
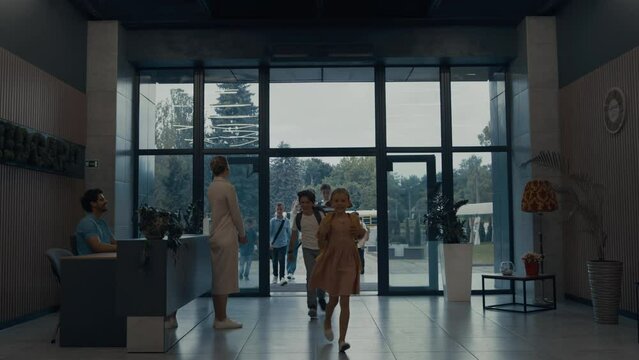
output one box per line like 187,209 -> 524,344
482,273 -> 556,313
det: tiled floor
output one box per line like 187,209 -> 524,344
1,295 -> 638,359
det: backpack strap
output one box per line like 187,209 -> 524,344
313,208 -> 323,225
296,207 -> 324,232
295,212 -> 303,232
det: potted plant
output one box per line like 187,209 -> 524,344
423,188 -> 470,301
523,151 -> 622,324
138,205 -> 186,264
521,252 -> 542,276
138,205 -> 170,240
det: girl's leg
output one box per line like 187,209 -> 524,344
213,295 -> 228,321
338,296 -> 350,343
324,295 -> 339,330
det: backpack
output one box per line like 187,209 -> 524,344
295,207 -> 324,232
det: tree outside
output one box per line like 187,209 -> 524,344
269,142 -> 304,214
300,158 -> 333,188
322,157 -> 377,209
206,83 -> 258,148
146,88 -> 194,212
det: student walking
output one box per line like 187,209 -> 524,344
269,203 -> 291,285
286,198 -> 301,280
239,218 -> 257,281
309,188 -> 366,353
287,190 -> 327,319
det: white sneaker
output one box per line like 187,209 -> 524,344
287,273 -> 295,280
272,276 -> 278,283
280,277 -> 288,286
214,318 -> 243,329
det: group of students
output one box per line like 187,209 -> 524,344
206,158 -> 369,352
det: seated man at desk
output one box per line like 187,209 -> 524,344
75,189 -> 117,255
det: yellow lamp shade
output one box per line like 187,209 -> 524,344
521,180 -> 558,213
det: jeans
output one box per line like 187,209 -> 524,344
302,247 -> 326,309
287,240 -> 301,274
239,254 -> 252,278
358,247 -> 365,274
271,246 -> 287,279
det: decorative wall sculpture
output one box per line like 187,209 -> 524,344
0,118 -> 85,178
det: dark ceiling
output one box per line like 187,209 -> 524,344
68,0 -> 570,29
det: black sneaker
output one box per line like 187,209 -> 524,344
318,297 -> 327,311
308,307 -> 318,319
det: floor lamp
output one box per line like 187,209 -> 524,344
521,179 -> 558,274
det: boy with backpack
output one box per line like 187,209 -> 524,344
270,203 -> 291,286
287,189 -> 327,319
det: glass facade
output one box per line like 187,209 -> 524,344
138,155 -> 193,211
139,70 -> 194,150
270,67 -> 375,149
451,67 -> 507,147
386,67 -> 441,147
135,66 -> 511,295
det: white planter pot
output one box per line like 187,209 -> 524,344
439,243 -> 473,302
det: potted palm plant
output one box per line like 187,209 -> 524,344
423,188 -> 470,301
523,151 -> 622,324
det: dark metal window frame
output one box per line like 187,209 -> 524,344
133,64 -> 514,297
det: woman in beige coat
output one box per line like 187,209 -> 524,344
208,156 -> 247,329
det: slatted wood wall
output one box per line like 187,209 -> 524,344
559,46 -> 639,313
0,47 -> 86,326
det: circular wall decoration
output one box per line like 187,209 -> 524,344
603,87 -> 626,134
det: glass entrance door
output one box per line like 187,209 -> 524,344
385,155 -> 438,293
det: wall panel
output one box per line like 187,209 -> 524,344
560,46 -> 639,313
0,47 -> 85,326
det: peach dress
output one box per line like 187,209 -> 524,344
310,213 -> 362,296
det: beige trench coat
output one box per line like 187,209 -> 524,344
207,177 -> 245,295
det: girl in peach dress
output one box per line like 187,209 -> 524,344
309,188 -> 366,353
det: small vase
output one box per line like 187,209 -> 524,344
500,261 -> 515,276
524,262 -> 539,276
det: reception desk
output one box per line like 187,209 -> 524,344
60,235 -> 212,352
60,252 -> 124,347
116,235 -> 212,352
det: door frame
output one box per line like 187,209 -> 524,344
378,155 -> 441,295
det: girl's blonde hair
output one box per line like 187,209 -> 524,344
210,156 -> 228,176
330,188 -> 353,208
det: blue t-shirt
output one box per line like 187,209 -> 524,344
269,217 -> 291,248
240,228 -> 258,257
75,214 -> 114,255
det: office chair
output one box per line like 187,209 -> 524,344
69,235 -> 78,255
45,248 -> 73,344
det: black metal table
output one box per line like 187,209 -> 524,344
482,273 -> 556,313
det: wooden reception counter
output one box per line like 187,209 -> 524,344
60,235 -> 212,352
